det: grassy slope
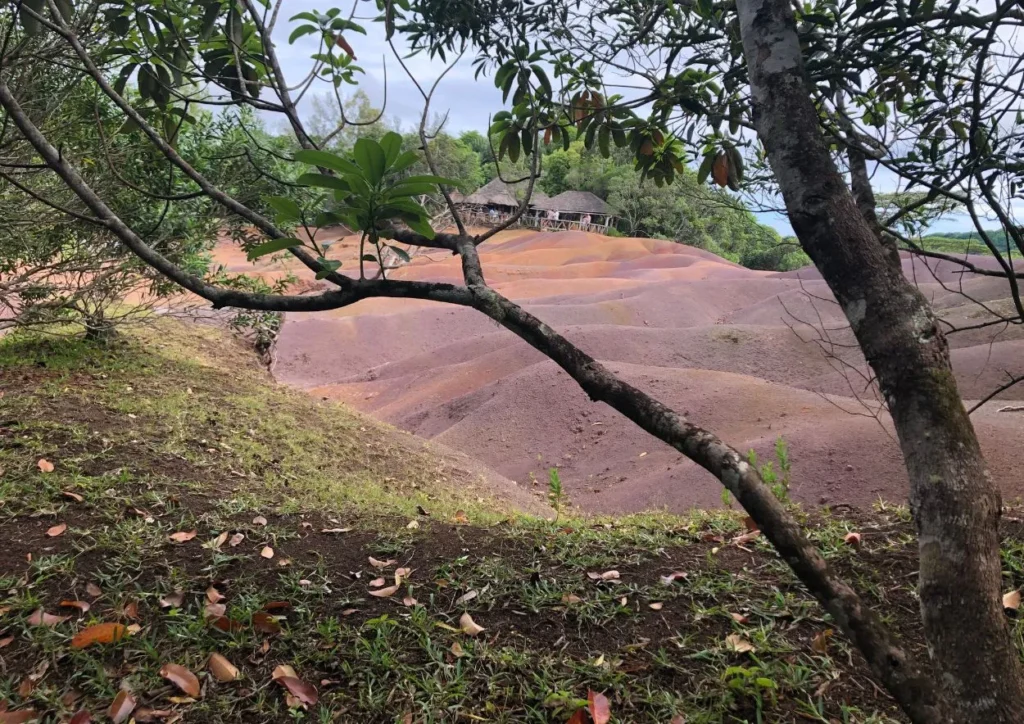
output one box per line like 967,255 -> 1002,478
2,319 -> 1021,723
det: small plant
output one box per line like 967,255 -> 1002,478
548,467 -> 565,521
748,437 -> 791,504
722,665 -> 778,721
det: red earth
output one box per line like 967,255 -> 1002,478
212,229 -> 1024,515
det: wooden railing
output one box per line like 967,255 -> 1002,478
431,208 -> 613,235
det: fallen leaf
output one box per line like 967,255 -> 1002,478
566,709 -> 587,724
368,557 -> 396,569
209,615 -> 243,632
587,570 -> 620,582
68,711 -> 91,724
844,532 -> 862,549
263,601 -> 291,612
459,612 -> 484,636
416,505 -> 430,516
260,546 -> 274,559
588,690 -> 611,724
402,597 -> 418,607
0,636 -> 13,648
619,597 -> 627,606
0,711 -> 39,724
725,633 -> 755,653
59,599 -> 91,614
62,491 -> 84,503
659,571 -> 688,585
132,708 -> 174,723
732,530 -> 761,546
561,593 -> 582,604
730,612 -> 749,624
369,577 -> 386,587
406,520 -> 419,530
206,586 -> 225,604
126,623 -> 142,635
454,510 -> 469,524
159,591 -> 185,609
228,533 -> 245,547
277,676 -> 318,707
369,584 -> 400,598
207,532 -> 229,549
37,459 -> 54,473
253,515 -> 268,526
107,691 -> 136,724
1004,590 -> 1022,610
394,567 -> 412,582
272,664 -> 297,680
252,612 -> 281,634
742,515 -> 759,532
669,716 -> 685,724
321,528 -> 351,534
455,590 -> 478,605
85,582 -> 102,597
27,609 -> 68,627
121,600 -> 139,620
168,530 -> 197,543
159,663 -> 200,697
71,622 -> 127,649
18,677 -> 34,698
450,641 -> 466,657
811,628 -> 833,654
648,602 -> 664,611
341,608 -> 358,617
208,653 -> 240,682
46,523 -> 67,537
204,602 -> 226,619
60,690 -> 83,708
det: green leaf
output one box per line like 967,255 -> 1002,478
696,151 -> 714,184
265,196 -> 302,221
289,24 -> 317,43
353,137 -> 386,185
247,237 -> 303,261
361,254 -> 379,262
390,150 -> 419,175
379,131 -> 403,168
598,125 -> 610,158
396,174 -> 460,186
386,182 -> 437,198
296,173 -> 350,191
404,215 -> 435,239
388,245 -> 411,262
294,149 -> 363,176
315,258 -> 342,280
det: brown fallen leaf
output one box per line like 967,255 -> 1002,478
648,602 -> 664,611
725,633 -> 755,653
272,664 -> 298,681
659,571 -> 688,585
588,690 -> 611,724
263,601 -> 292,612
369,584 -> 401,598
730,612 -> 750,624
121,600 -> 139,620
252,612 -> 281,634
37,459 -> 54,473
561,593 -> 582,604
459,612 -> 485,636
844,531 -> 862,549
46,523 -> 67,537
742,515 -> 759,532
341,608 -> 359,617
204,602 -> 226,619
368,556 -> 396,569
450,641 -> 466,657
62,491 -> 84,503
406,520 -> 420,530
402,596 -> 418,607
60,690 -> 83,708
159,662 -> 201,697
159,591 -> 185,609
168,530 -> 197,543
27,609 -> 68,627
208,652 -> 240,682
567,709 -> 587,724
1004,589 -> 1022,610
394,567 -> 412,582
71,622 -> 128,649
209,615 -> 243,633
85,582 -> 102,597
107,690 -> 136,724
132,708 -> 174,723
587,570 -> 620,582
454,509 -> 469,524
228,532 -> 245,547
0,710 -> 39,724
811,628 -> 833,654
369,577 -> 386,588
252,515 -> 268,526
260,546 -> 274,559
277,676 -> 318,707
207,532 -> 229,550
0,635 -> 14,648
68,710 -> 91,724
455,590 -> 478,605
732,530 -> 761,546
126,623 -> 142,635
59,599 -> 91,614
206,586 -> 225,604
18,677 -> 35,698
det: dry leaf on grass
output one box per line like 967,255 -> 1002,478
276,676 -> 318,707
369,577 -> 386,588
204,602 -> 226,619
586,570 -> 620,582
455,590 -> 478,605
402,597 -> 418,607
62,491 -> 84,503
732,531 -> 761,546
46,523 -> 67,537
71,622 -> 127,649
588,690 -> 611,724
159,591 -> 185,609
459,612 -> 485,636
561,593 -> 582,605
406,520 -> 420,530
648,602 -> 664,611
1004,590 -> 1022,610
730,612 -> 750,624
206,532 -> 229,550
206,586 -> 225,604
450,641 -> 466,657
0,710 -> 39,724
208,653 -> 240,682
454,510 -> 469,524
85,582 -> 102,597
263,601 -> 291,612
27,609 -> 68,627
811,629 -> 833,654
228,533 -> 245,547
321,528 -> 351,534
168,530 -> 197,543
37,459 -> 54,473
369,584 -> 401,598
159,663 -> 200,697
0,636 -> 14,649
368,556 -> 396,569
252,516 -> 268,526
659,571 -> 687,585
132,708 -> 174,723
253,612 -> 281,634
59,599 -> 90,614
260,546 -> 274,559
272,664 -> 297,680
121,601 -> 139,620
107,691 -> 136,724
68,711 -> 91,724
725,633 -> 755,653
843,532 -> 862,549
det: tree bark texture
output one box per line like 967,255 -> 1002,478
736,0 -> 1024,720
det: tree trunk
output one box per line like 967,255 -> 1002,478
735,0 -> 1024,720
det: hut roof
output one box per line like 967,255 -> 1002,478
461,177 -> 549,207
533,190 -> 614,215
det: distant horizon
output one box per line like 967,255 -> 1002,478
756,211 -> 999,238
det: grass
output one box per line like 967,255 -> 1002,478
2,318 -> 1021,723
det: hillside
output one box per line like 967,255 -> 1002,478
0,318 -> 964,723
223,229 -> 1024,514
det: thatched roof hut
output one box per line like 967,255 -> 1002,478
532,190 -> 614,216
461,177 -> 549,208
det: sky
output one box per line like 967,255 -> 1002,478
269,2 -> 990,237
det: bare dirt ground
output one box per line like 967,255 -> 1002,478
214,229 -> 1024,515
